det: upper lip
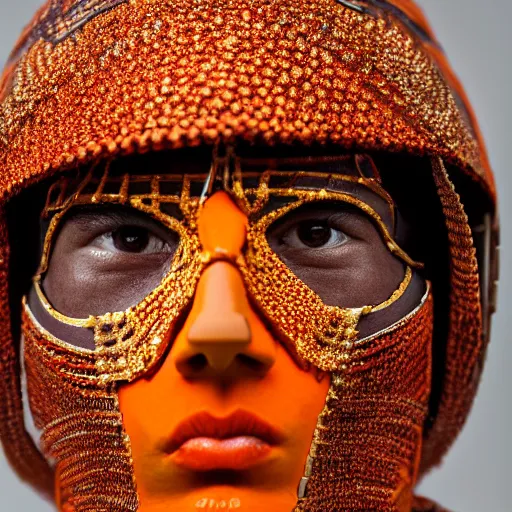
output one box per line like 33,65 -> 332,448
162,410 -> 284,454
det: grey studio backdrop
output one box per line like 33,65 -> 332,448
0,1 -> 510,511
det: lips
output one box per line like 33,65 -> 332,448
163,410 -> 283,471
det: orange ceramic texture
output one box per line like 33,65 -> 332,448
118,195 -> 331,510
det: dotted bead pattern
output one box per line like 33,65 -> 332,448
0,1 -> 495,510
0,0 -> 487,201
23,308 -> 139,512
295,292 -> 433,510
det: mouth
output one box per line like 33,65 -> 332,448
162,410 -> 283,471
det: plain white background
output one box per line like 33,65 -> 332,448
0,1 -> 510,510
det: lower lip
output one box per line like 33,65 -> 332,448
172,436 -> 272,471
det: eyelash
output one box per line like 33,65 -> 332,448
93,226 -> 171,255
268,204 -> 353,241
278,219 -> 348,248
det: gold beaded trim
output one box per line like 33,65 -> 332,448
28,151 -> 423,381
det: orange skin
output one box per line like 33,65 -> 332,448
117,192 -> 330,511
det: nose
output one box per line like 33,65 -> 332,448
176,261 -> 276,377
173,191 -> 277,378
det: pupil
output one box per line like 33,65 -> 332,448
113,226 -> 149,252
297,221 -> 331,248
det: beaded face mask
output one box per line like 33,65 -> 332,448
27,149 -> 423,379
0,0 -> 491,509
22,149 -> 431,511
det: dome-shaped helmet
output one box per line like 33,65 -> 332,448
0,0 -> 499,501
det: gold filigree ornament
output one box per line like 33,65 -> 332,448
26,149 -> 424,383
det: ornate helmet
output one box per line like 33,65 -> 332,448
0,0 -> 499,503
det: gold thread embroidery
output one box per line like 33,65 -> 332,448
29,154 -> 424,381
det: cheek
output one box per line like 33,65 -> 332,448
44,249 -> 112,317
357,240 -> 405,300
285,240 -> 405,309
44,247 -> 88,317
44,246 -> 168,317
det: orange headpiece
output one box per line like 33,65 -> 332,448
0,0 -> 499,506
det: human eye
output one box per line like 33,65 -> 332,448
94,225 -> 172,255
278,218 -> 348,250
267,203 -> 353,257
263,201 -> 407,309
39,205 -> 181,318
59,205 -> 180,268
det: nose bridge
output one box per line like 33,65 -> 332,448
187,261 -> 251,370
176,191 -> 275,375
198,191 -> 247,261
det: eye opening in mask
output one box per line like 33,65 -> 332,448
32,202 -> 189,325
257,189 -> 423,271
261,197 -> 417,308
57,203 -> 181,257
266,201 -> 354,254
25,165 -> 208,349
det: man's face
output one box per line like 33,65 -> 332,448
24,149 -> 428,511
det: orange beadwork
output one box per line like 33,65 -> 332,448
23,158 -> 426,509
29,154 -> 418,381
0,0 -> 499,510
0,0 -> 492,200
297,289 -> 433,509
23,306 -> 139,511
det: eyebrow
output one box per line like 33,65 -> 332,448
62,204 -> 160,231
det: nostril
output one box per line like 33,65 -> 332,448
187,354 -> 208,373
236,353 -> 267,373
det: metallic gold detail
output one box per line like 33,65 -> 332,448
0,0 -> 495,508
30,158 -> 421,382
23,306 -> 139,511
199,249 -> 242,267
24,150 -> 425,509
354,282 -> 431,346
24,298 -> 97,359
296,291 -> 433,509
33,276 -> 96,328
252,188 -> 422,269
314,267 -> 412,346
372,266 -> 413,312
35,167 -> 207,383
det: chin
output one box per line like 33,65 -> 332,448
138,485 -> 298,512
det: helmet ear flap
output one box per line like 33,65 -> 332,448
0,203 -> 55,498
418,157 -> 494,474
472,212 -> 500,345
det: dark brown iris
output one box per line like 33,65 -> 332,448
297,220 -> 332,248
112,226 -> 150,253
